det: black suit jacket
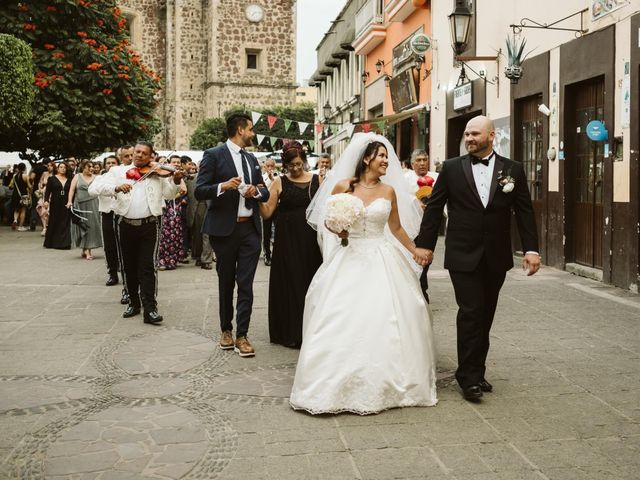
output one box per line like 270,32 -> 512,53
415,153 -> 539,272
194,143 -> 270,237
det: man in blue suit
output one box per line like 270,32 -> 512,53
195,113 -> 270,357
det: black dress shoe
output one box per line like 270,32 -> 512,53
264,257 -> 271,266
105,276 -> 118,286
195,259 -> 202,267
120,290 -> 130,305
144,310 -> 163,324
479,380 -> 493,392
462,385 -> 483,401
201,263 -> 212,270
122,306 -> 141,318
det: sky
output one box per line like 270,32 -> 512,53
296,0 -> 347,84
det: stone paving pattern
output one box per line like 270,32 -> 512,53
0,228 -> 639,479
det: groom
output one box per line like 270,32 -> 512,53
195,113 -> 270,357
414,115 -> 540,401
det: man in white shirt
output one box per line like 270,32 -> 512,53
89,141 -> 183,324
195,114 -> 270,357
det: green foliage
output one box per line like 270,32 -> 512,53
189,117 -> 227,150
193,102 -> 316,150
0,0 -> 162,161
506,35 -> 529,65
0,34 -> 34,132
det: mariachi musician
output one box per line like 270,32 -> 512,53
89,141 -> 183,324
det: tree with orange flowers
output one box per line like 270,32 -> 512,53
0,1 -> 162,161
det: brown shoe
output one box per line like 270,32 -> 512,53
234,336 -> 255,357
219,330 -> 234,350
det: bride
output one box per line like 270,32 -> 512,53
289,133 -> 438,415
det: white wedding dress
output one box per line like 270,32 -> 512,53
290,197 -> 438,415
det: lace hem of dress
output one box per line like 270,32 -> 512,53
289,399 -> 438,416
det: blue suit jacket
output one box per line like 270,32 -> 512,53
194,144 -> 270,237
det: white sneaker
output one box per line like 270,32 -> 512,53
17,226 -> 28,232
40,228 -> 46,237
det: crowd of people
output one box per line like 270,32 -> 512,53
2,113 -> 541,416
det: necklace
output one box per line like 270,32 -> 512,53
358,180 -> 380,189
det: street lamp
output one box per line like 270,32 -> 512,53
323,101 -> 332,119
375,59 -> 385,74
448,1 -> 472,57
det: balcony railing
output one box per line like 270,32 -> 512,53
355,0 -> 383,39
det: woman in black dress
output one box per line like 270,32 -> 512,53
43,162 -> 72,250
260,142 -> 323,348
11,163 -> 32,231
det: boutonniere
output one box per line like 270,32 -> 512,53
497,168 -> 515,193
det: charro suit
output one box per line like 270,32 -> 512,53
415,152 -> 538,388
194,141 -> 269,337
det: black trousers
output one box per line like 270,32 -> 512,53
262,217 -> 273,260
101,212 -> 119,278
420,264 -> 430,304
210,222 -> 261,337
448,256 -> 507,389
117,217 -> 160,312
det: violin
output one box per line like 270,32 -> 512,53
137,162 -> 176,178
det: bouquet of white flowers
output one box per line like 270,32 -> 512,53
324,193 -> 364,247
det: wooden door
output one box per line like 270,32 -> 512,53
568,78 -> 604,268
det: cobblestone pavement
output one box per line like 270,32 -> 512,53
0,227 -> 639,479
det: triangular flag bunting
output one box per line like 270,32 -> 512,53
267,115 -> 278,129
346,123 -> 356,138
362,123 -> 371,133
314,123 -> 323,134
308,140 -> 315,151
269,136 -> 278,146
376,121 -> 385,132
256,134 -> 265,145
298,122 -> 309,135
283,119 -> 292,132
251,111 -> 262,125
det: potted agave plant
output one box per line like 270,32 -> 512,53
505,35 -> 530,84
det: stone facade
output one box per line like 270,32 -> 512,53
118,0 -> 297,149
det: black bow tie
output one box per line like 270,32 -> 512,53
471,154 -> 493,166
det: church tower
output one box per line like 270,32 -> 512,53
118,0 -> 297,149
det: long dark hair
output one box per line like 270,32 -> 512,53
348,141 -> 386,192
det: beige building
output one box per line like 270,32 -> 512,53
295,85 -> 317,104
430,0 -> 639,291
119,0 -> 298,149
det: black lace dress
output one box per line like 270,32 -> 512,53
269,174 -> 322,348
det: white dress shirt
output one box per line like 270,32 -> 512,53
219,139 -> 254,217
471,151 -> 496,208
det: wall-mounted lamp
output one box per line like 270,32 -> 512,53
361,71 -> 370,83
323,101 -> 332,118
384,75 -> 391,88
413,55 -> 424,71
448,1 -> 472,57
375,59 -> 385,74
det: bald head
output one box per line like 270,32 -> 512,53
464,115 -> 495,157
466,115 -> 495,133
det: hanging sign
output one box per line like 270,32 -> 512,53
586,120 -> 608,141
453,82 -> 472,111
410,33 -> 431,55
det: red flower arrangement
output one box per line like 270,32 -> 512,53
117,73 -> 130,79
51,52 -> 65,59
86,62 -> 103,70
83,39 -> 97,47
44,43 -> 55,50
23,23 -> 36,31
62,63 -> 73,70
102,88 -> 112,95
77,31 -> 88,38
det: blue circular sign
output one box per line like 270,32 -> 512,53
586,120 -> 608,142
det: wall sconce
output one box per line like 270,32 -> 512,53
361,71 -> 370,83
384,75 -> 391,88
323,101 -> 332,118
375,59 -> 385,74
413,55 -> 424,71
448,1 -> 472,57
